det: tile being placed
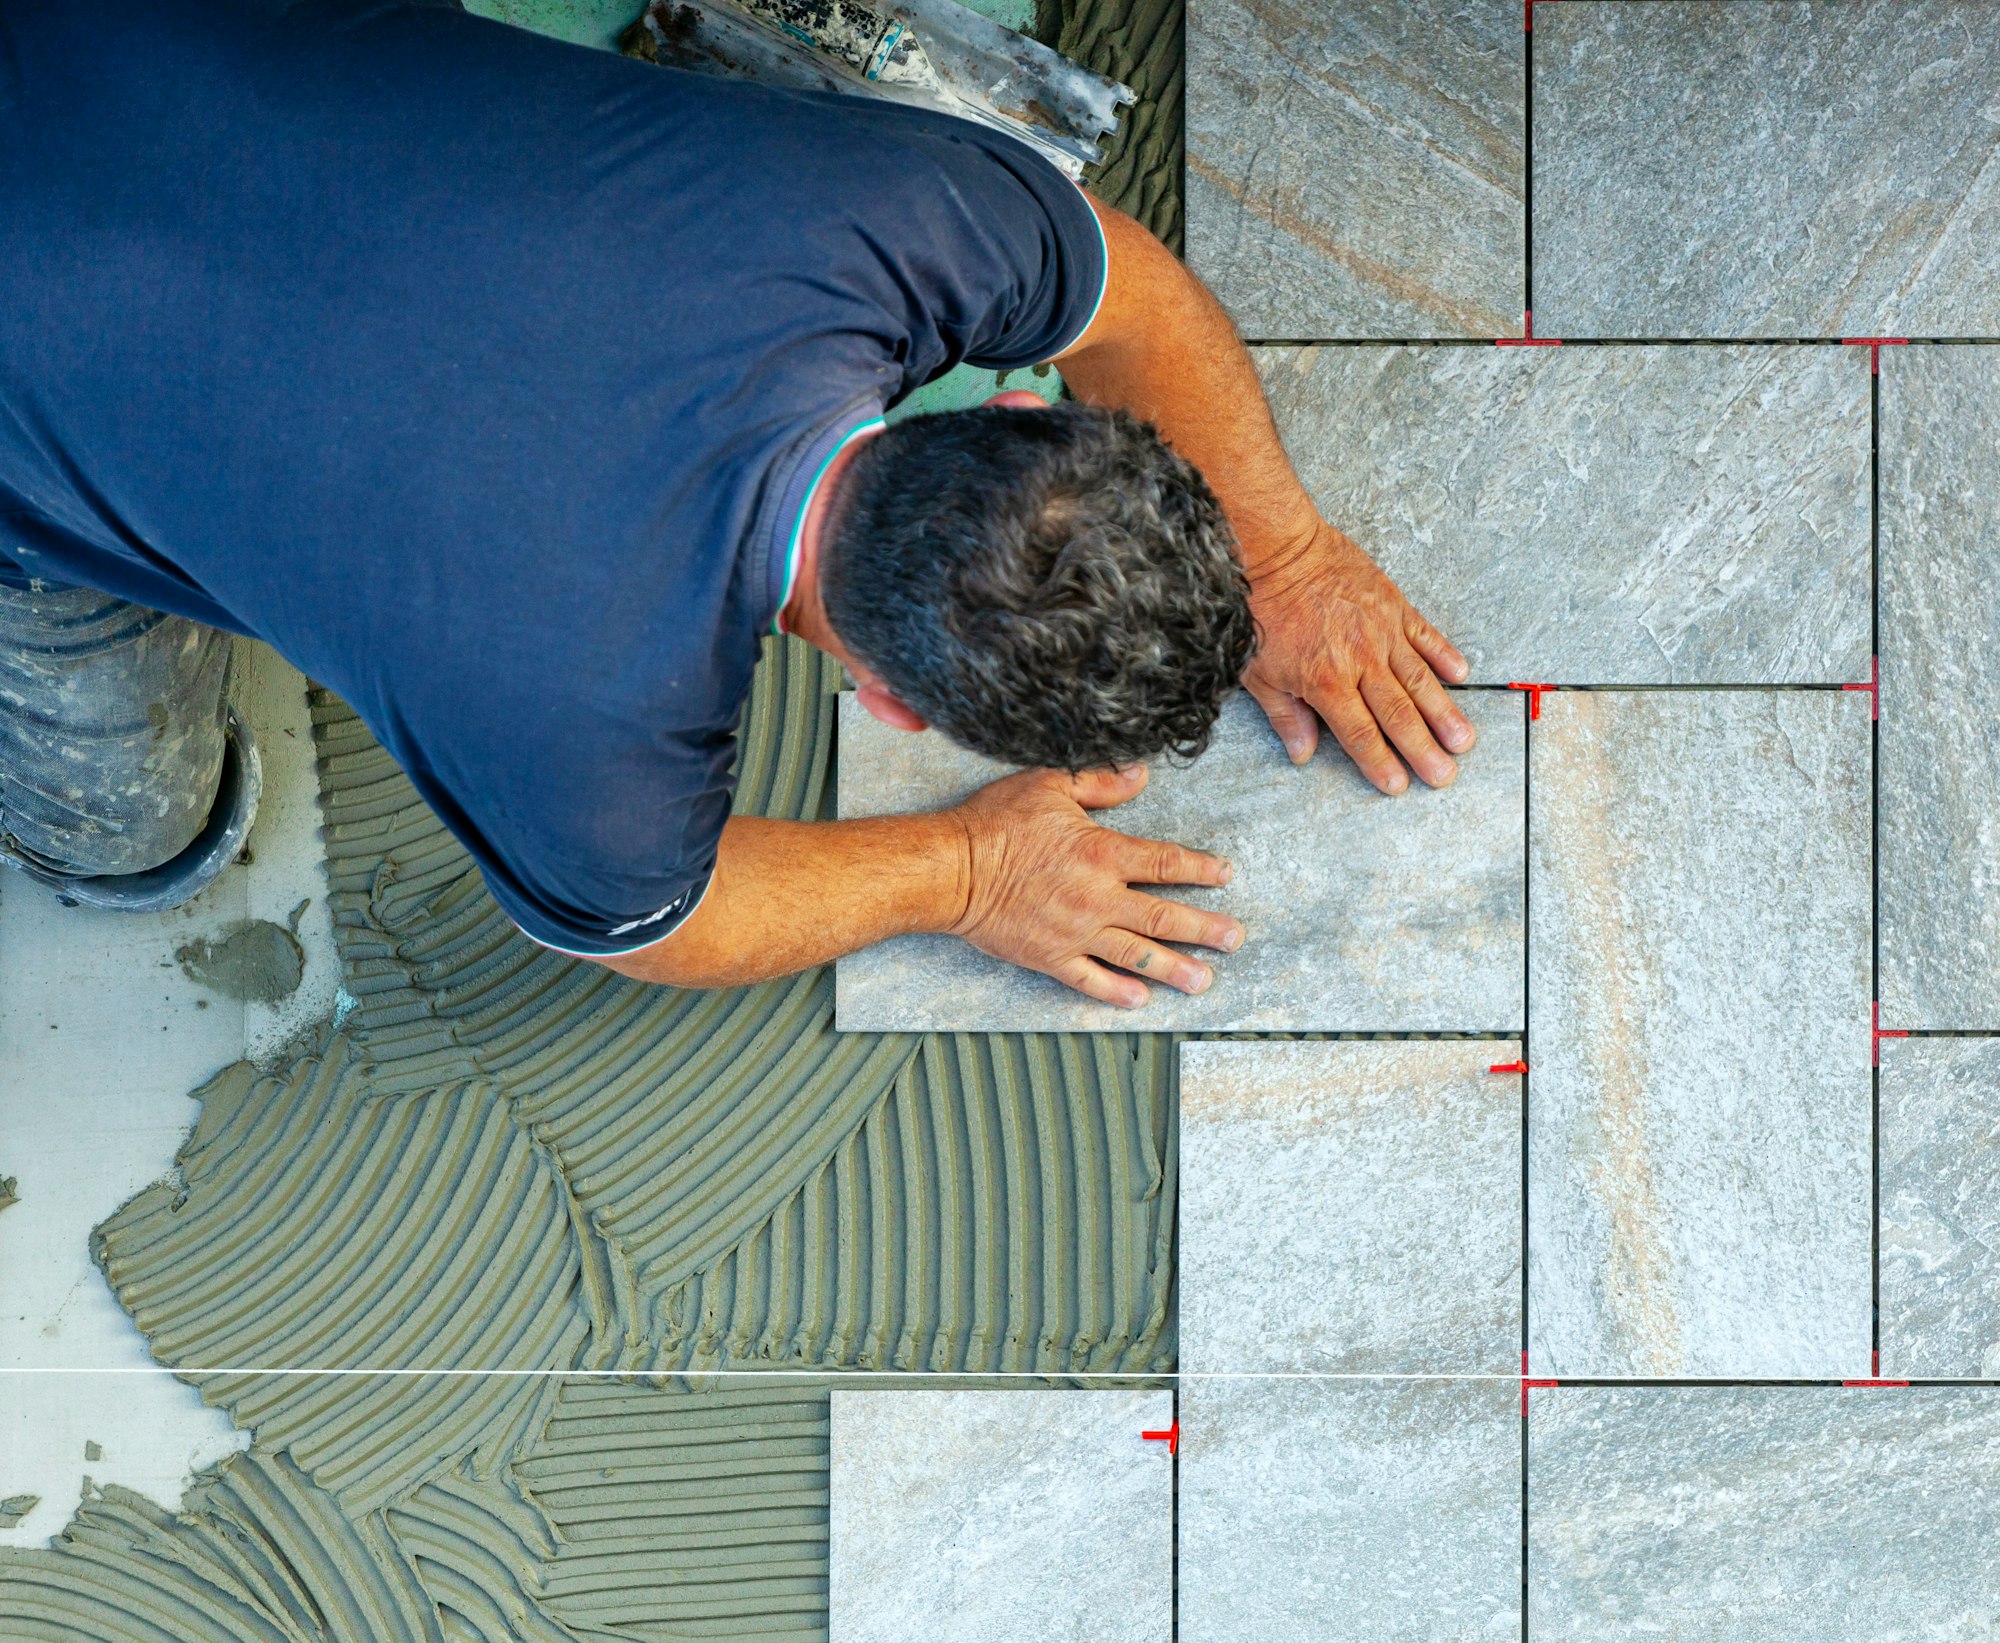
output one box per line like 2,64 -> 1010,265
1881,346 -> 2000,1028
1257,344 -> 1870,684
834,691 -> 1524,1033
1187,0 -> 1523,339
829,1388 -> 1170,1643
1881,1037 -> 2000,1379
1536,2 -> 2000,338
1529,691 -> 1872,1378
1181,1377 -> 1518,1643
1530,1386 -> 2000,1638
1179,1040 -> 1520,1375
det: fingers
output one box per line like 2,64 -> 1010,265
1316,678 -> 1410,795
1114,889 -> 1244,955
1107,831 -> 1235,890
1246,678 -> 1319,766
1391,643 -> 1476,756
1089,928 -> 1214,996
1405,606 -> 1470,685
1051,955 -> 1150,1010
1065,764 -> 1149,810
1359,670 -> 1456,789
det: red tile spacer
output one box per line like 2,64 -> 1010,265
1872,1000 -> 1908,1067
1525,0 -> 1560,32
1508,682 -> 1557,720
1498,309 -> 1563,347
1142,1420 -> 1179,1455
1842,654 -> 1879,721
1841,337 -> 1908,375
1489,1059 -> 1529,1075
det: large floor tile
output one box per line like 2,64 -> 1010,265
1187,0 -> 1523,340
1181,1376 -> 1519,1643
1881,345 -> 2000,1028
835,691 -> 1524,1033
829,1387 -> 1171,1643
1258,344 -> 1870,683
1881,1036 -> 2000,1379
1530,1386 -> 2000,1639
1529,691 -> 1872,1377
1535,2 -> 2000,338
1180,1040 -> 1520,1374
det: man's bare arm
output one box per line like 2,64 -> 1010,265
597,765 -> 1243,1006
1056,194 -> 1475,793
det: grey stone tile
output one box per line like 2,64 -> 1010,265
1535,2 -> 2000,339
1257,344 -> 1871,684
829,1388 -> 1171,1643
1179,1040 -> 1521,1375
1528,691 -> 1872,1378
1881,345 -> 2000,1027
1186,0 -> 1523,340
1881,1037 -> 2000,1378
1181,1376 -> 1519,1643
834,691 -> 1524,1033
1530,1386 -> 2000,1639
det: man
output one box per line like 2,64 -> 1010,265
0,0 -> 1474,1008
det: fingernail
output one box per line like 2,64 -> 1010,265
1188,969 -> 1211,993
1386,772 -> 1408,795
1218,859 -> 1235,886
1449,657 -> 1470,682
1222,928 -> 1244,952
1445,724 -> 1473,752
1286,742 -> 1309,764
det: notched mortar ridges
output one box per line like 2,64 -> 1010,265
299,637 -> 1177,1377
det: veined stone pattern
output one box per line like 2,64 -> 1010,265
1256,343 -> 1871,684
1535,1 -> 2000,337
1187,0 -> 1524,339
1880,344 -> 2000,1028
1528,691 -> 1872,1378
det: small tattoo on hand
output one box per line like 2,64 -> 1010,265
1134,953 -> 1151,971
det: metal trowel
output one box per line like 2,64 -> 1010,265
622,0 -> 1133,178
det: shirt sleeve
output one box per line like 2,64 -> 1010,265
398,754 -> 727,961
828,107 -> 1110,384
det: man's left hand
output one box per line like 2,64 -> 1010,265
1242,523 -> 1476,793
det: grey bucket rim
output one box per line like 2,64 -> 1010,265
0,706 -> 263,913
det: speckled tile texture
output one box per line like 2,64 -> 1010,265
1186,0 -> 1523,339
1881,345 -> 2000,1028
835,691 -> 1524,1033
1179,1041 -> 1521,1374
1882,1037 -> 2000,1378
1535,2 -> 2000,339
829,1388 -> 1171,1643
1528,691 -> 1872,1378
1255,344 -> 1870,683
1182,1376 -> 1519,1643
1530,1386 -> 2000,1638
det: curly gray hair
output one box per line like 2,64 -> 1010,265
821,401 -> 1256,771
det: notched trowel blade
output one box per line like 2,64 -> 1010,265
623,0 -> 1134,178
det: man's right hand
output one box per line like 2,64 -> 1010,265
946,765 -> 1245,1009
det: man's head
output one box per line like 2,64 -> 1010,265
819,399 -> 1256,771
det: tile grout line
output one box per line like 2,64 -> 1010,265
1520,23 -> 1534,1625
1170,1376 -> 1180,1643
1871,359 -> 1883,1374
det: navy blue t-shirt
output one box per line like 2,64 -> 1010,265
0,0 -> 1105,953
